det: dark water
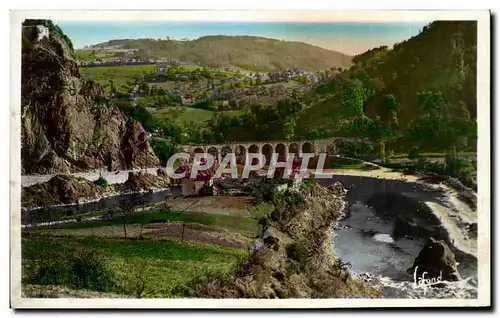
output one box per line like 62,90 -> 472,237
21,188 -> 181,224
323,176 -> 478,299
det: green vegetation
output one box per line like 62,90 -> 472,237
22,235 -> 246,298
80,65 -> 157,89
94,176 -> 109,188
236,64 -> 272,72
52,210 -> 258,236
153,107 -> 214,125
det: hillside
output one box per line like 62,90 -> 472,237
91,35 -> 353,71
21,20 -> 159,174
296,21 -> 477,137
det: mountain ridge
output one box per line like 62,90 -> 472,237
86,35 -> 353,71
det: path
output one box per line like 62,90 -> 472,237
21,167 -> 164,188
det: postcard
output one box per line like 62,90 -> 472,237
10,9 -> 491,308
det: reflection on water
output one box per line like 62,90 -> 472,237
332,202 -> 478,299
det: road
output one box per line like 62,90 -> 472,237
21,167 -> 164,188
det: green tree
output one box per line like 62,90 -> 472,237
341,84 -> 365,116
150,137 -> 173,165
384,94 -> 400,129
407,91 -> 477,173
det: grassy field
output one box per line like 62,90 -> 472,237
153,107 -> 213,124
151,106 -> 246,125
22,235 -> 246,298
235,64 -> 273,73
45,210 -> 259,236
22,203 -> 258,298
80,64 -> 157,88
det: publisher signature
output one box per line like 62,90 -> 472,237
413,266 -> 443,295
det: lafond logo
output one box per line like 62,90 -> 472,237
413,266 -> 444,295
164,152 -> 334,180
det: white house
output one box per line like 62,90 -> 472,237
181,95 -> 196,105
36,25 -> 50,42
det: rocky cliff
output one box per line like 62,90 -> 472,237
21,20 -> 159,174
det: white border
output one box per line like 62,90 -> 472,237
9,9 -> 491,309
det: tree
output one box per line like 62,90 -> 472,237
341,84 -> 365,116
384,94 -> 400,129
283,119 -> 296,141
407,91 -> 477,173
150,137 -> 173,165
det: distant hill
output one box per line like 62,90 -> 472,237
297,21 -> 477,136
90,35 -> 353,71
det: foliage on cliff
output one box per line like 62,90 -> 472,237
190,182 -> 382,298
296,21 -> 477,149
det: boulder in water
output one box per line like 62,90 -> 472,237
328,181 -> 347,196
157,168 -> 167,177
407,237 -> 461,281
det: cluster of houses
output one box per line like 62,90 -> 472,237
77,57 -> 176,68
180,94 -> 196,105
267,69 -> 318,83
172,154 -> 305,197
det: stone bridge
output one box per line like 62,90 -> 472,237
180,137 -> 357,163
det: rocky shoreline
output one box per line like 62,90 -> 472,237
193,182 -> 383,298
21,170 -> 171,210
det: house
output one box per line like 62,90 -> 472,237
158,64 -> 167,73
181,94 -> 196,105
177,161 -> 215,196
101,57 -> 122,63
36,25 -> 50,42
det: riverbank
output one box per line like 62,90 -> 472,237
21,167 -> 164,188
192,182 -> 382,298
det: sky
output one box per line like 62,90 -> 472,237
57,20 -> 431,56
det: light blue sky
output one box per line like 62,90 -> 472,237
58,21 -> 431,55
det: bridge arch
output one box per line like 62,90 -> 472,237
221,146 -> 233,159
302,142 -> 315,154
289,142 -> 299,157
193,147 -> 205,154
275,143 -> 287,162
248,144 -> 260,165
235,145 -> 247,165
262,144 -> 273,165
207,147 -> 219,161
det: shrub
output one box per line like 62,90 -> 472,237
408,146 -> 420,160
445,155 -> 470,174
198,183 -> 213,197
171,266 -> 235,298
286,243 -> 308,263
335,139 -> 374,158
150,137 -> 173,165
31,208 -> 64,224
24,248 -> 117,293
94,176 -> 109,188
270,189 -> 306,225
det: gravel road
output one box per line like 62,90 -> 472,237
21,167 -> 163,188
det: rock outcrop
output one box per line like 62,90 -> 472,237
116,171 -> 171,193
21,174 -> 109,208
193,183 -> 382,298
21,20 -> 159,174
407,237 -> 461,282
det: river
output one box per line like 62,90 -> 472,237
323,175 -> 478,299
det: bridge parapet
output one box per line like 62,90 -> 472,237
178,137 -> 366,158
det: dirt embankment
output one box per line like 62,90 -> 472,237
21,172 -> 171,209
193,183 -> 383,298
